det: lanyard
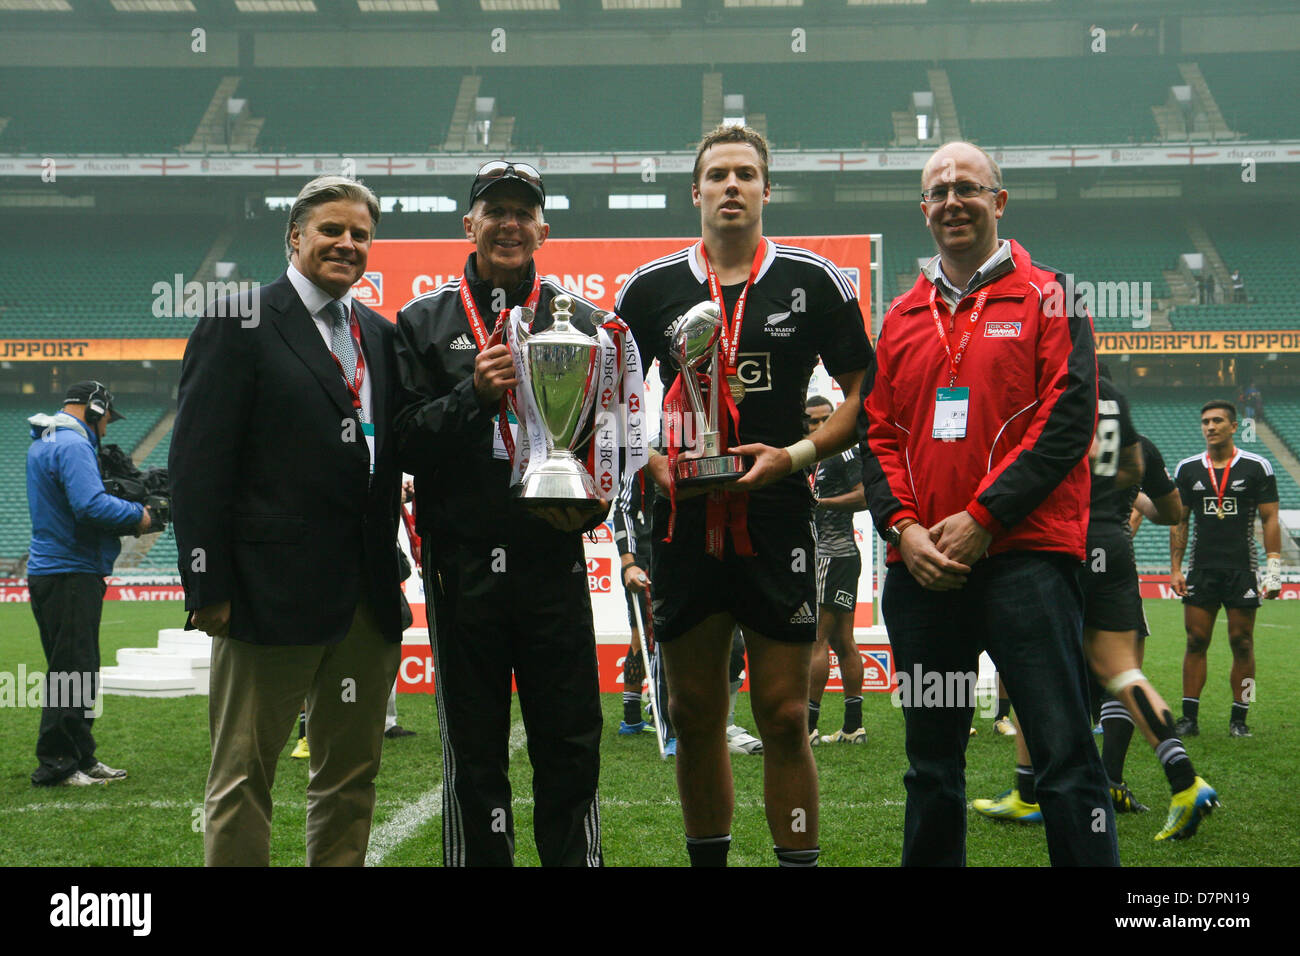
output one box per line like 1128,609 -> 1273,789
458,274 -> 542,465
1204,453 -> 1233,518
928,285 -> 991,388
327,309 -> 366,421
700,239 -> 765,374
458,273 -> 541,350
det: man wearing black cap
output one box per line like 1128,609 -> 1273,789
25,381 -> 152,786
395,161 -> 634,865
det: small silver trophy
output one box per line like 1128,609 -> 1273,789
670,301 -> 750,489
514,295 -> 608,514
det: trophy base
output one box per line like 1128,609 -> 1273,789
675,453 -> 750,489
516,458 -> 605,514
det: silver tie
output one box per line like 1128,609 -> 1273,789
325,299 -> 364,422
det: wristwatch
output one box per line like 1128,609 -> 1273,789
884,518 -> 916,546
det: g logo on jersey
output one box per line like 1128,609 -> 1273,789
734,352 -> 772,393
1203,497 -> 1237,516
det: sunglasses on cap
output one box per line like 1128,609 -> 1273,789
476,161 -> 543,188
471,161 -> 547,208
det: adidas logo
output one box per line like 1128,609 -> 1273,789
1243,588 -> 1257,599
788,602 -> 816,625
572,561 -> 584,573
1192,480 -> 1206,491
450,333 -> 475,350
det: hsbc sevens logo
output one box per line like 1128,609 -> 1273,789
586,557 -> 613,593
862,649 -> 893,691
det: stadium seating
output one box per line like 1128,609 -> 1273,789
0,68 -> 221,154
1196,53 -> 1300,141
0,395 -> 52,561
0,215 -> 219,338
238,68 -> 465,154
1263,388 -> 1300,463
722,62 -> 930,149
486,66 -> 699,154
8,57 -> 1281,158
947,57 -> 1170,146
1168,205 -> 1296,330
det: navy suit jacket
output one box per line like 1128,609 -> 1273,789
170,272 -> 403,646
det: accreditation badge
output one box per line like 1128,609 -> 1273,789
932,387 -> 970,440
362,422 -> 376,474
491,409 -> 519,461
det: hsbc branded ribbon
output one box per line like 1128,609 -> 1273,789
588,315 -> 648,501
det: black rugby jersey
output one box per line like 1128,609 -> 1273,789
615,239 -> 872,511
1121,435 -> 1176,530
1174,448 -> 1278,571
811,447 -> 863,558
1088,377 -> 1139,533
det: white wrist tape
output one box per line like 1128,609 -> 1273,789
1264,556 -> 1282,590
785,438 -> 818,472
1107,669 -> 1147,695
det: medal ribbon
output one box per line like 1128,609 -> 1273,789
459,274 -> 540,468
665,240 -> 764,559
928,285 -> 991,388
1204,453 -> 1232,518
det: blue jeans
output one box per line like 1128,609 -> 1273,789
883,551 -> 1119,866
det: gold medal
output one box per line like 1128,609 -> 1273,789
727,374 -> 746,404
1217,507 -> 1226,520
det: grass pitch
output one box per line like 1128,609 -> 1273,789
1,598 -> 1295,866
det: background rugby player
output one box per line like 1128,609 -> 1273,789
1171,400 -> 1282,739
804,395 -> 868,746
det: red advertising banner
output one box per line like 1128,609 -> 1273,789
358,235 -> 873,324
396,639 -> 899,696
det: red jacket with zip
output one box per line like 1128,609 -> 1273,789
858,239 -> 1097,563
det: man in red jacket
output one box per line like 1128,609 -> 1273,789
859,142 -> 1117,866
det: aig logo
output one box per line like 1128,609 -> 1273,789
734,352 -> 772,394
1203,497 -> 1237,516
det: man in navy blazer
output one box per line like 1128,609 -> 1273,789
170,176 -> 403,866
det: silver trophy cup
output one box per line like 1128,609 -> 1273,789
514,295 -> 608,514
669,301 -> 750,489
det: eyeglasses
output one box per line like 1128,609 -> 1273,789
920,182 -> 1001,203
475,161 -> 544,191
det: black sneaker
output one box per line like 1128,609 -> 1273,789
1173,716 -> 1199,737
1110,781 -> 1150,814
1228,721 -> 1252,738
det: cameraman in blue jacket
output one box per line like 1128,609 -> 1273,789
26,381 -> 151,786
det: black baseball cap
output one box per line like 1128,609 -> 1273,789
63,380 -> 124,422
468,160 -> 546,209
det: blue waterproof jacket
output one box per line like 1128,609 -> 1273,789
25,411 -> 143,576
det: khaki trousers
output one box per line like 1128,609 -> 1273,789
204,602 -> 401,866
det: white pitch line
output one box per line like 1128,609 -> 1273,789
365,719 -> 527,867
0,797 -> 415,816
1,793 -> 906,817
